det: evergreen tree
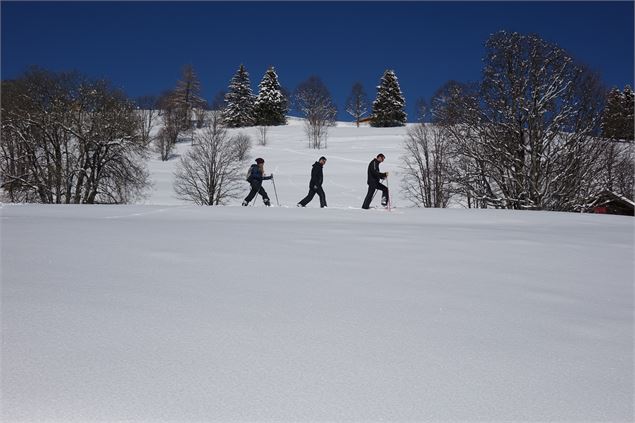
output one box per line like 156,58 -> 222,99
223,65 -> 255,127
254,67 -> 288,126
173,65 -> 205,130
371,70 -> 407,127
601,86 -> 634,141
602,87 -> 624,139
621,85 -> 634,141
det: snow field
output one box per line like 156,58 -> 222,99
1,120 -> 633,421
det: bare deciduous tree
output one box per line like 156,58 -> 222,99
294,76 -> 336,149
596,139 -> 634,199
173,112 -> 249,205
431,81 -> 488,208
155,99 -> 180,161
194,101 -> 209,129
433,32 -> 607,211
1,68 -> 150,204
233,132 -> 252,161
402,123 -> 454,207
346,82 -> 368,127
257,125 -> 269,146
135,95 -> 159,147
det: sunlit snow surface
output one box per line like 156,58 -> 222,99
2,120 -> 633,421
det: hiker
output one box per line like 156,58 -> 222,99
242,158 -> 273,206
297,156 -> 327,208
361,153 -> 389,209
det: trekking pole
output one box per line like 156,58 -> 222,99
386,174 -> 392,212
271,175 -> 280,206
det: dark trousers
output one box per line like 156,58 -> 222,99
299,185 -> 327,207
244,181 -> 270,204
362,182 -> 388,209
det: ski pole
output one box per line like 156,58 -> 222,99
386,174 -> 391,212
271,175 -> 280,206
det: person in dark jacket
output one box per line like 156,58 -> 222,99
361,153 -> 389,209
297,157 -> 327,208
242,158 -> 273,206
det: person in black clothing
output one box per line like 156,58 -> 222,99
361,153 -> 389,209
242,158 -> 273,206
297,157 -> 327,208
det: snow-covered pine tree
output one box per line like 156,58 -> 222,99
254,67 -> 288,126
371,70 -> 407,127
223,65 -> 256,127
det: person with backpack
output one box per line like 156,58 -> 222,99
297,156 -> 327,208
361,153 -> 389,209
242,158 -> 273,206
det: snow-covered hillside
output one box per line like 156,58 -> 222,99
2,121 -> 633,421
145,118 -> 412,208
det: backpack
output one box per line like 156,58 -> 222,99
246,164 -> 257,182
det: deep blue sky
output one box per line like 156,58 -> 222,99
2,1 -> 633,121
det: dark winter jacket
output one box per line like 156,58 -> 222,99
309,161 -> 324,188
247,164 -> 272,183
367,159 -> 386,185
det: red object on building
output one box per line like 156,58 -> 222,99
586,191 -> 634,216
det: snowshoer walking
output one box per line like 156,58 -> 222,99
243,158 -> 273,206
297,157 -> 327,208
361,153 -> 389,209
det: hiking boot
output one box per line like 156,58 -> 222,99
242,200 -> 249,206
264,198 -> 271,207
